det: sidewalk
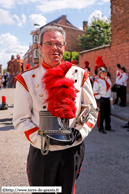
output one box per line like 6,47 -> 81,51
111,104 -> 129,122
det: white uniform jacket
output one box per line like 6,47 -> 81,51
13,63 -> 97,151
117,72 -> 128,87
93,77 -> 113,101
115,70 -> 121,83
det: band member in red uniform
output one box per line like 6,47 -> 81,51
93,56 -> 115,134
13,26 -> 98,194
117,67 -> 128,107
113,64 -> 121,105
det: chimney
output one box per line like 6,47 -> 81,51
83,21 -> 88,30
61,15 -> 67,24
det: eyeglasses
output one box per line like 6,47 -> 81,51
42,41 -> 66,49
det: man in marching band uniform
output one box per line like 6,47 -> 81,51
93,56 -> 115,134
114,64 -> 121,105
115,64 -> 121,83
117,67 -> 128,107
13,26 -> 98,194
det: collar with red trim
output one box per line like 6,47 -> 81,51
42,61 -> 53,70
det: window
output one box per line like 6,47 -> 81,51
34,35 -> 38,43
34,49 -> 38,58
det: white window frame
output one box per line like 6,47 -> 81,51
34,35 -> 38,43
34,49 -> 38,58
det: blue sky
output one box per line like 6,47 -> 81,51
0,0 -> 110,69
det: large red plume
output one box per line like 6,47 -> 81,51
42,61 -> 77,119
84,61 -> 89,68
26,64 -> 30,70
96,56 -> 105,67
2,96 -> 6,103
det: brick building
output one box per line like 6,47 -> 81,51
79,0 -> 129,102
0,64 -> 2,75
24,15 -> 86,68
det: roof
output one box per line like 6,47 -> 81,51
40,15 -> 78,30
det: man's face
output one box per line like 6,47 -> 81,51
39,31 -> 65,67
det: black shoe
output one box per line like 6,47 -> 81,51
120,105 -> 126,107
121,123 -> 129,128
105,128 -> 115,132
99,129 -> 107,134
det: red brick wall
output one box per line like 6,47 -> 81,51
62,26 -> 85,52
79,43 -> 129,92
111,0 -> 129,46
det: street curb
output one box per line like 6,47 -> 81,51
111,113 -> 129,122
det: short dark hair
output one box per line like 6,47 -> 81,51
121,67 -> 126,72
116,64 -> 121,69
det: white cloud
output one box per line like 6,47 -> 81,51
22,14 -> 26,24
0,0 -> 16,9
13,14 -> 23,27
0,0 -> 98,12
0,9 -> 15,25
13,14 -> 27,27
88,10 -> 108,25
36,0 -> 97,13
0,9 -> 27,26
29,14 -> 47,27
79,27 -> 83,30
0,33 -> 28,69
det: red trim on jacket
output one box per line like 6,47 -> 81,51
24,127 -> 39,144
105,79 -> 110,92
82,70 -> 89,86
15,74 -> 29,92
94,93 -> 99,96
86,122 -> 94,130
117,71 -> 120,77
119,75 -> 122,80
42,61 -> 53,70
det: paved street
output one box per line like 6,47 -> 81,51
0,89 -> 129,194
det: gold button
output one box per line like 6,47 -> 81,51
39,94 -> 43,97
35,84 -> 39,88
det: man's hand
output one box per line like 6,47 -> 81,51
110,100 -> 113,105
69,128 -> 82,145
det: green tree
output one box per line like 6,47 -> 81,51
3,68 -> 7,74
78,17 -> 111,50
63,51 -> 79,62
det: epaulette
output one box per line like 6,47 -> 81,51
15,74 -> 29,92
82,70 -> 89,86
